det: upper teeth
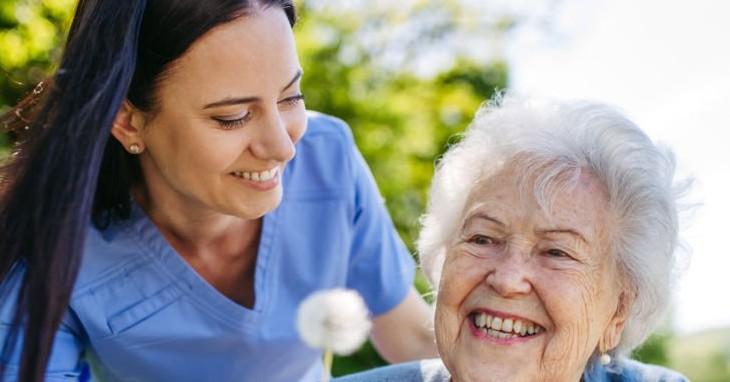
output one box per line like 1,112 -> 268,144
232,168 -> 278,182
473,312 -> 543,336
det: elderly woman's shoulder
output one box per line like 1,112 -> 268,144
332,358 -> 687,382
588,358 -> 689,382
333,358 -> 450,382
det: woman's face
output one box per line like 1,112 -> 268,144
435,163 -> 630,381
133,6 -> 306,219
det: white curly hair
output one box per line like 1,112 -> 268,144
418,95 -> 690,361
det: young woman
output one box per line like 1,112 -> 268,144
0,1 -> 436,381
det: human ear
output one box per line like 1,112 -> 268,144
599,289 -> 635,352
110,100 -> 147,154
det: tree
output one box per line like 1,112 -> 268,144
0,0 -> 73,106
0,0 -> 74,157
295,0 -> 508,256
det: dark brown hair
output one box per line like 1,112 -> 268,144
0,1 -> 296,380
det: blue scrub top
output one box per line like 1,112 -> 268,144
0,112 -> 416,381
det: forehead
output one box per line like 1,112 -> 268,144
464,162 -> 611,240
182,7 -> 293,68
157,7 -> 297,103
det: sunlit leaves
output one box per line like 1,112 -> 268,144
295,1 -> 508,252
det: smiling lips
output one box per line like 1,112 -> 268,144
470,311 -> 544,340
231,167 -> 279,182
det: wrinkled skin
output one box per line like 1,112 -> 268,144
435,161 -> 632,382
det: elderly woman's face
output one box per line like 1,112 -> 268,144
435,164 -> 630,381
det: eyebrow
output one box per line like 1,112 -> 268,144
281,69 -> 303,92
463,212 -> 505,228
538,228 -> 589,244
465,212 -> 590,244
202,69 -> 303,110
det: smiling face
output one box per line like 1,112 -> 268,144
128,5 -> 306,220
435,161 -> 631,382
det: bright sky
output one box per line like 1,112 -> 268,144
505,0 -> 730,333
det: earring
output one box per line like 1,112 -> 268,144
129,143 -> 142,154
599,353 -> 611,365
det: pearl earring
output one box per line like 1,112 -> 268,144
129,143 -> 142,154
599,353 -> 611,365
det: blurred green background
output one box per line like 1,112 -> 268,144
0,0 -> 727,380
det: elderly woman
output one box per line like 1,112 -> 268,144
336,97 -> 688,381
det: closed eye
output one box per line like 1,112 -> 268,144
213,112 -> 252,130
278,94 -> 305,107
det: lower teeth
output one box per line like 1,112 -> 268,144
493,329 -> 518,338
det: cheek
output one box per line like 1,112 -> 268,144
538,269 -> 608,365
147,119 -> 247,177
545,270 -> 597,315
434,290 -> 460,369
175,135 -> 243,174
437,253 -> 483,311
434,253 -> 486,345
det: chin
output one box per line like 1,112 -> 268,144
235,193 -> 282,219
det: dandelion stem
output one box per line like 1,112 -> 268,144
322,349 -> 333,382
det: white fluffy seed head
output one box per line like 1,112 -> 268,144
296,289 -> 372,356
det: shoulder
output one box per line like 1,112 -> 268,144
72,218 -> 153,295
284,111 -> 358,197
333,361 -> 423,382
589,358 -> 689,382
0,220 -> 146,315
67,213 -> 190,338
304,110 -> 355,143
333,359 -> 449,382
617,359 -> 688,382
0,261 -> 26,323
72,207 -> 180,313
297,110 -> 356,157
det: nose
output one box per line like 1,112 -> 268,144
485,246 -> 532,298
249,111 -> 296,162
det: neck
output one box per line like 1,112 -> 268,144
132,186 -> 261,260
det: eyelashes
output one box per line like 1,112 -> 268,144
280,94 -> 305,107
467,234 -> 497,246
463,233 -> 578,262
212,94 -> 305,130
214,112 -> 253,129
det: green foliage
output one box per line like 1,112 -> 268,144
295,1 -> 507,253
5,1 -> 705,380
633,332 -> 670,366
0,2 -> 507,247
0,0 -> 74,109
670,327 -> 730,381
294,1 -> 507,375
0,129 -> 8,157
0,0 -> 506,376
332,340 -> 387,377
